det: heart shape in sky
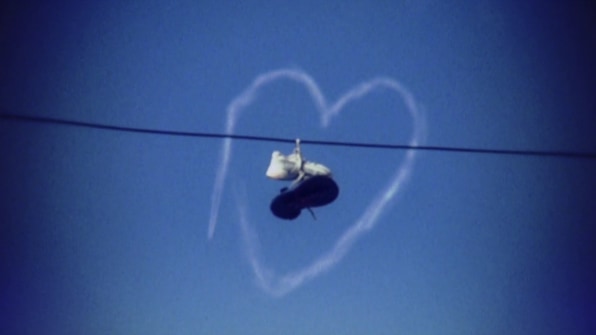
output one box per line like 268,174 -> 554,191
209,68 -> 426,296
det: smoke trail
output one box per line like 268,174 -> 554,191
209,69 -> 426,295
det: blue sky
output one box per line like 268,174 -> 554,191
1,1 -> 595,334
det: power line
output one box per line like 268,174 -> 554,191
2,112 -> 595,159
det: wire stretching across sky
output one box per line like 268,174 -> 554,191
209,68 -> 426,296
2,114 -> 595,159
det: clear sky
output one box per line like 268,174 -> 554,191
1,1 -> 595,334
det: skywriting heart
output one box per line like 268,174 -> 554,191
209,69 -> 426,297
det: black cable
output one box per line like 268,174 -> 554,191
2,112 -> 595,159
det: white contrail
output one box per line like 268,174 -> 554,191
209,68 -> 426,296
